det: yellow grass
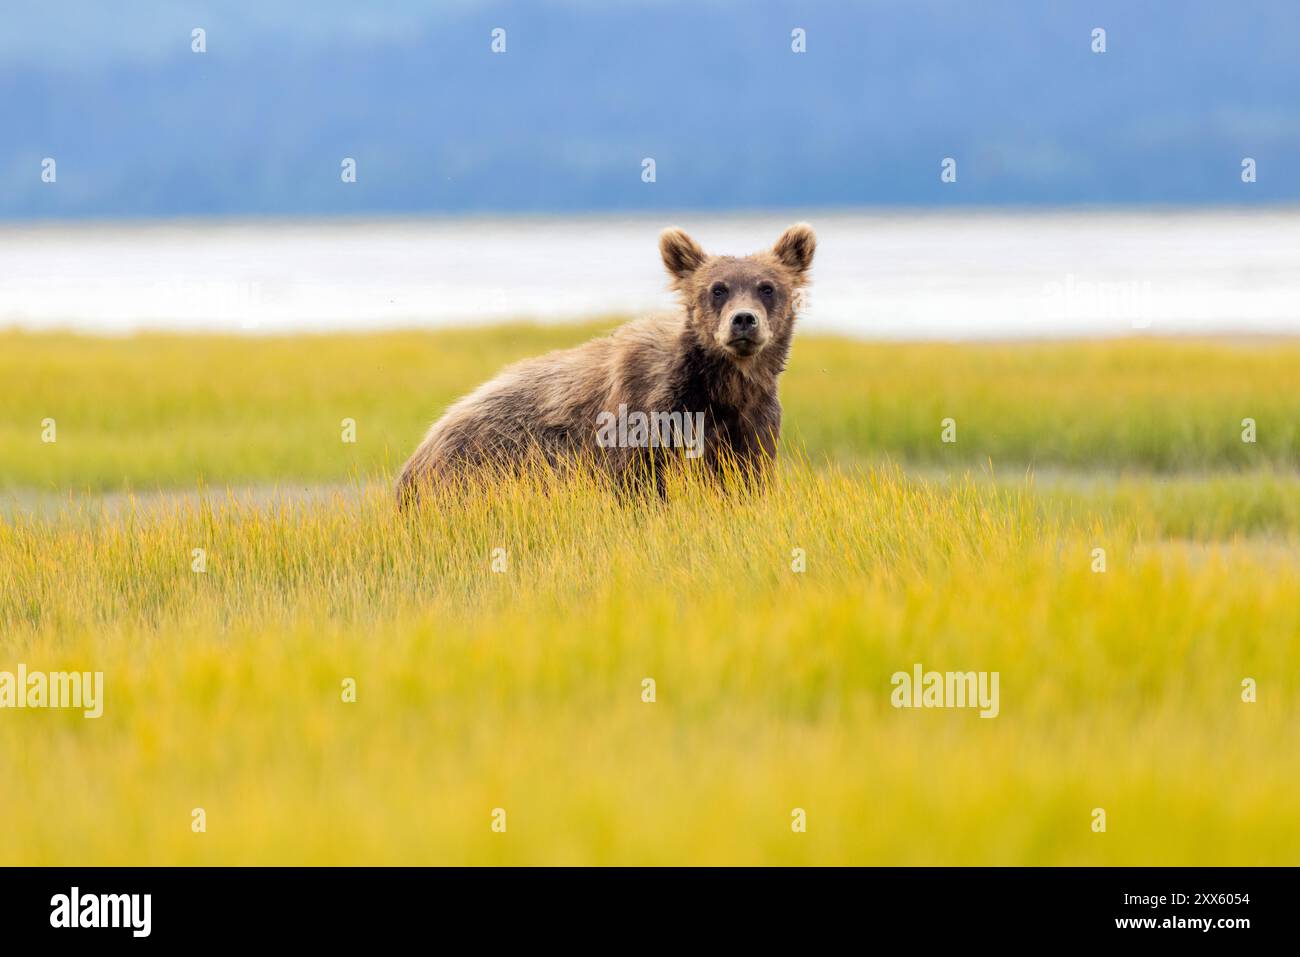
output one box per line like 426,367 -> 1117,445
2,327 -> 1298,489
1,328 -> 1297,864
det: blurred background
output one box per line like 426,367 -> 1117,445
2,0 -> 1298,336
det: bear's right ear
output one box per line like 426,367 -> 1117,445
659,228 -> 706,283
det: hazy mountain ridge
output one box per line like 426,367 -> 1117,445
4,0 -> 1298,219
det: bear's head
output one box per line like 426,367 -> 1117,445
659,223 -> 816,363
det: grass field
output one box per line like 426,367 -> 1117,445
1,326 -> 1298,865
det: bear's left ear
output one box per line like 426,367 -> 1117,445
772,223 -> 816,278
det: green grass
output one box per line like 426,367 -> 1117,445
1,326 -> 1297,865
2,326 -> 1297,490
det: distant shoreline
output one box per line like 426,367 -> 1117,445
3,322 -> 1299,346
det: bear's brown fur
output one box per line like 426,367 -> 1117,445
397,223 -> 815,501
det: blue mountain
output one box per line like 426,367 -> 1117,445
3,0 -> 1297,219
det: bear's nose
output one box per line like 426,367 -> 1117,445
730,312 -> 758,335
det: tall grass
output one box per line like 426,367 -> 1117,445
2,462 -> 1297,864
1,328 -> 1297,864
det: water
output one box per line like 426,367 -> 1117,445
2,209 -> 1298,338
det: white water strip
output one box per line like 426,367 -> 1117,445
2,208 -> 1298,339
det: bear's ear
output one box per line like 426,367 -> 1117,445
659,228 -> 707,282
772,223 -> 816,278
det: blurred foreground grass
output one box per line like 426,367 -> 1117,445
0,327 -> 1297,864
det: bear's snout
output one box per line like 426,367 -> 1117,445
720,306 -> 770,357
730,311 -> 759,334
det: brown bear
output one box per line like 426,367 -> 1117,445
397,223 -> 815,501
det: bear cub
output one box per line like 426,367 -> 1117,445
398,223 -> 816,500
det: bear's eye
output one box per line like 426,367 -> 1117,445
711,284 -> 727,300
758,283 -> 775,298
